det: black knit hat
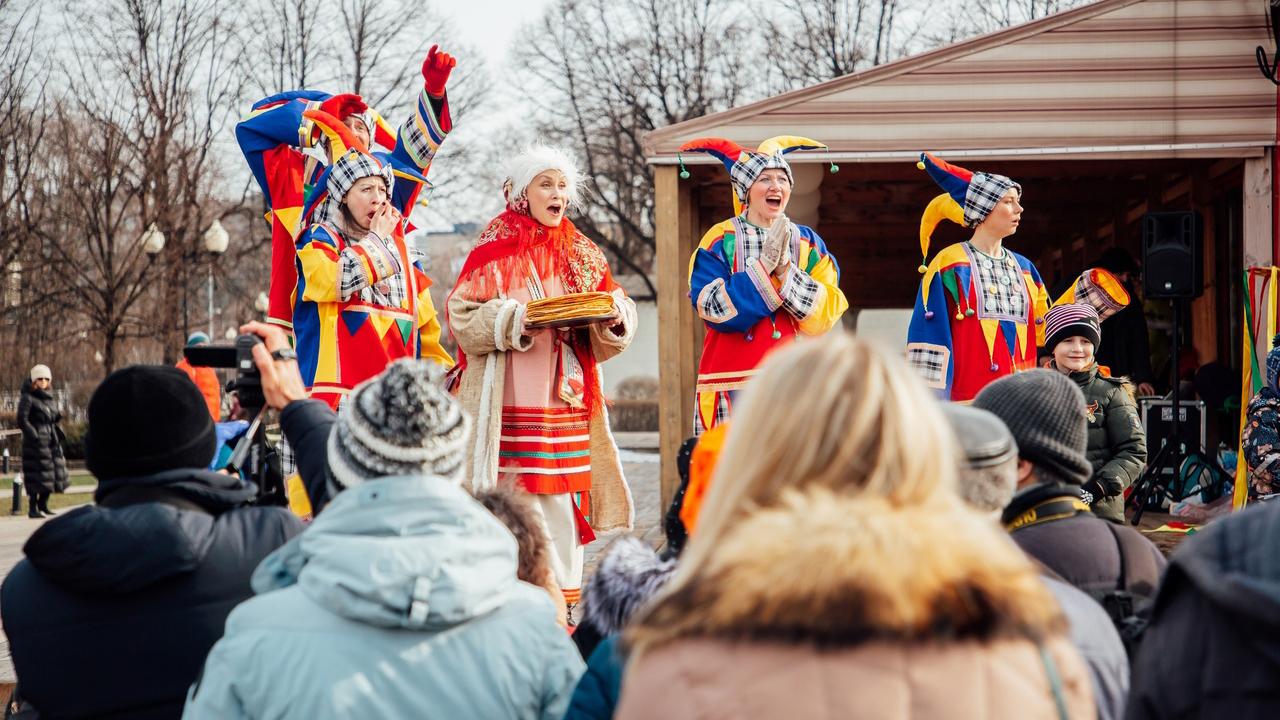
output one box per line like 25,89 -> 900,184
971,369 -> 1092,486
86,366 -> 217,480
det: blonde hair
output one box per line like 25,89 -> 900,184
630,333 -> 962,649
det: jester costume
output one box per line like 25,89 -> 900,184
234,56 -> 455,409
906,153 -> 1049,402
448,149 -> 636,603
682,136 -> 849,434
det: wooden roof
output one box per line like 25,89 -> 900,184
644,0 -> 1274,162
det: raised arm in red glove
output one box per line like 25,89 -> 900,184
422,44 -> 456,98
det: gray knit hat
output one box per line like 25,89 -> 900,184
327,359 -> 471,488
971,369 -> 1092,486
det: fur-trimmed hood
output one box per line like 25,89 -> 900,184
631,488 -> 1065,649
581,536 -> 678,638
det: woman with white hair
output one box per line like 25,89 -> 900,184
447,146 -> 637,609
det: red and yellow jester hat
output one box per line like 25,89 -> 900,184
679,136 -> 828,215
916,152 -> 1022,273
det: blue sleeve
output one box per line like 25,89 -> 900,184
905,272 -> 954,399
235,92 -> 330,199
688,247 -> 781,334
279,399 -> 337,514
562,637 -> 624,720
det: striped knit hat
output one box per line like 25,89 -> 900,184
327,358 -> 471,489
1044,303 -> 1101,353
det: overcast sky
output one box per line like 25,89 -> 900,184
446,0 -> 551,69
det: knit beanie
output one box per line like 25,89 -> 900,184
85,366 -> 217,479
1044,303 -> 1101,353
186,331 -> 210,347
29,364 -> 51,382
971,369 -> 1092,486
327,358 -> 471,489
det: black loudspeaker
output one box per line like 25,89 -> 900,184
1142,211 -> 1202,299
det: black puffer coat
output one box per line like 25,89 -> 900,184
1127,500 -> 1280,719
0,468 -> 303,719
16,384 -> 69,494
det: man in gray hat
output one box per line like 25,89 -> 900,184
940,404 -> 1020,517
972,370 -> 1165,644
942,402 -> 1129,720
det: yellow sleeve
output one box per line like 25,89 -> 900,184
416,287 -> 456,369
1032,278 -> 1050,347
297,228 -> 343,303
796,254 -> 849,336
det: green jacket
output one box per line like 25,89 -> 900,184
1065,365 -> 1148,522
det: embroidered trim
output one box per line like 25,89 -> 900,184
746,257 -> 784,312
696,277 -> 738,322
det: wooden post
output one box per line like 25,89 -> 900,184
654,166 -> 698,517
1244,153 -> 1273,269
1242,153 -> 1275,380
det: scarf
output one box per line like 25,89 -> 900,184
449,209 -> 613,418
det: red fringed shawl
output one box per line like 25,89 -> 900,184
448,210 -> 618,418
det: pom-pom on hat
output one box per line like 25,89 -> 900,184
326,358 -> 471,490
1044,303 -> 1102,354
916,152 -> 1022,272
502,145 -> 583,210
679,136 -> 827,215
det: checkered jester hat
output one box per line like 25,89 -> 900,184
1052,268 -> 1131,322
915,152 -> 1022,272
679,136 -> 828,215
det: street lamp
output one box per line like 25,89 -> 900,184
203,219 -> 229,338
142,224 -> 166,257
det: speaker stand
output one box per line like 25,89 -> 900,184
1130,298 -> 1190,525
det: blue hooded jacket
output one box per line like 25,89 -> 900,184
183,476 -> 584,719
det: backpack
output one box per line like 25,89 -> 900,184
1081,522 -> 1161,656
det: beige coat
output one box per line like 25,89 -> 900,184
448,289 -> 636,533
618,491 -> 1095,719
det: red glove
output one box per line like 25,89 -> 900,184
421,44 -> 456,97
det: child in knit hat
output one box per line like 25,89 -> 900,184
1043,302 -> 1148,523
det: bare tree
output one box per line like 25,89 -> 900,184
512,0 -> 761,299
48,0 -> 250,362
246,0 -> 329,96
29,106 -> 160,374
929,0 -> 1093,43
0,0 -> 49,304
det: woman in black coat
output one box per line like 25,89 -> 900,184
17,364 -> 68,518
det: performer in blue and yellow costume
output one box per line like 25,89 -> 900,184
906,152 -> 1049,402
681,136 -> 849,434
235,47 -> 457,408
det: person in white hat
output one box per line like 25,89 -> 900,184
16,364 -> 68,518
